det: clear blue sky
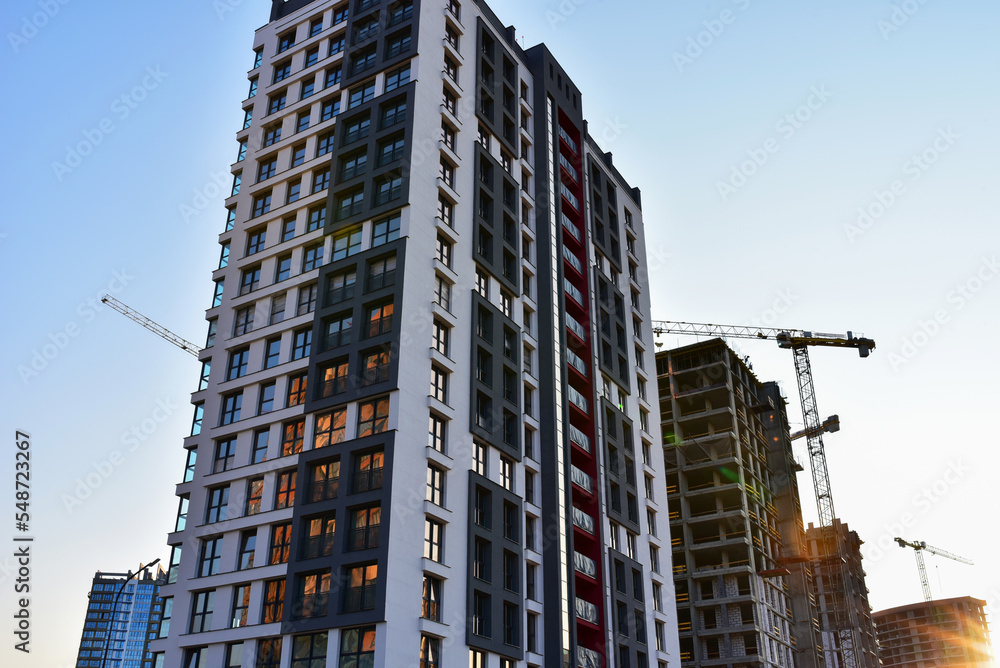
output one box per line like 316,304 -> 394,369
2,1 -> 998,665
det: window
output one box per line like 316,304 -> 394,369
473,487 -> 490,528
240,266 -> 261,295
327,270 -> 356,303
291,633 -> 327,668
432,319 -> 450,355
365,302 -> 393,337
444,56 -> 458,81
302,244 -> 324,272
270,294 -> 286,324
435,235 -> 451,267
302,513 -> 336,559
476,267 -> 489,298
189,591 -> 214,633
436,195 -> 454,229
297,109 -> 311,133
419,635 -> 440,668
325,66 -> 341,88
503,602 -> 519,646
307,203 -> 327,232
336,189 -> 364,219
281,420 -> 305,456
258,157 -> 277,182
439,158 -> 454,187
443,88 -> 457,113
340,150 -> 368,181
292,329 -> 312,359
231,584 -> 251,628
348,506 -> 381,551
184,449 -> 198,483
268,91 -> 287,115
445,24 -> 459,49
246,478 -> 264,515
384,64 -> 410,92
338,627 -> 375,667
426,465 -> 445,506
526,563 -> 537,600
361,349 -> 391,385
472,593 -> 489,637
274,60 -> 292,83
344,564 -> 378,612
226,348 -> 249,381
282,217 -> 296,241
214,438 -> 236,473
352,449 -> 384,492
474,441 -> 487,475
304,45 -> 320,67
313,167 -> 330,193
243,108 -> 253,130
503,502 -> 518,541
343,115 -> 371,144
237,530 -> 256,570
286,179 -> 301,204
275,470 -> 297,509
257,639 -> 281,668
424,518 -> 443,562
310,17 -> 323,36
253,47 -> 263,69
320,360 -> 349,399
212,280 -> 225,307
198,536 -> 223,577
354,13 -> 379,40
278,31 -> 295,53
367,255 -> 396,290
329,35 -> 345,55
388,0 -> 414,24
234,306 -> 254,336
430,365 -> 448,403
263,124 -> 281,147
220,393 -> 242,425
441,122 -> 456,151
309,459 -> 341,501
297,283 -> 318,315
374,172 -> 402,204
386,29 -> 412,58
324,313 -> 353,349
381,99 -> 406,128
428,413 -> 447,452
434,275 -> 451,311
294,573 -> 331,619
500,457 -> 514,491
247,228 -> 266,255
348,81 -> 375,109
358,398 -> 389,438
261,580 -> 284,624
372,213 -> 400,245
421,575 -> 441,622
321,96 -> 341,121
270,522 -> 293,564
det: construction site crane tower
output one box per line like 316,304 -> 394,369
894,537 -> 974,601
101,295 -> 203,358
651,320 -> 876,668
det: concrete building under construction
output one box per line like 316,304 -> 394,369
805,520 -> 880,667
657,339 -> 804,667
874,596 -> 993,667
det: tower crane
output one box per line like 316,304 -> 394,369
651,320 -> 876,668
101,295 -> 203,358
894,537 -> 973,601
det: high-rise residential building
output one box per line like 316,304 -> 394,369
74,568 -> 165,668
656,339 -> 798,667
805,520 -> 880,667
873,596 -> 993,667
150,1 -> 677,667
759,382 -> 824,668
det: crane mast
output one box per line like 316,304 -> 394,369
652,320 -> 876,668
101,295 -> 202,358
